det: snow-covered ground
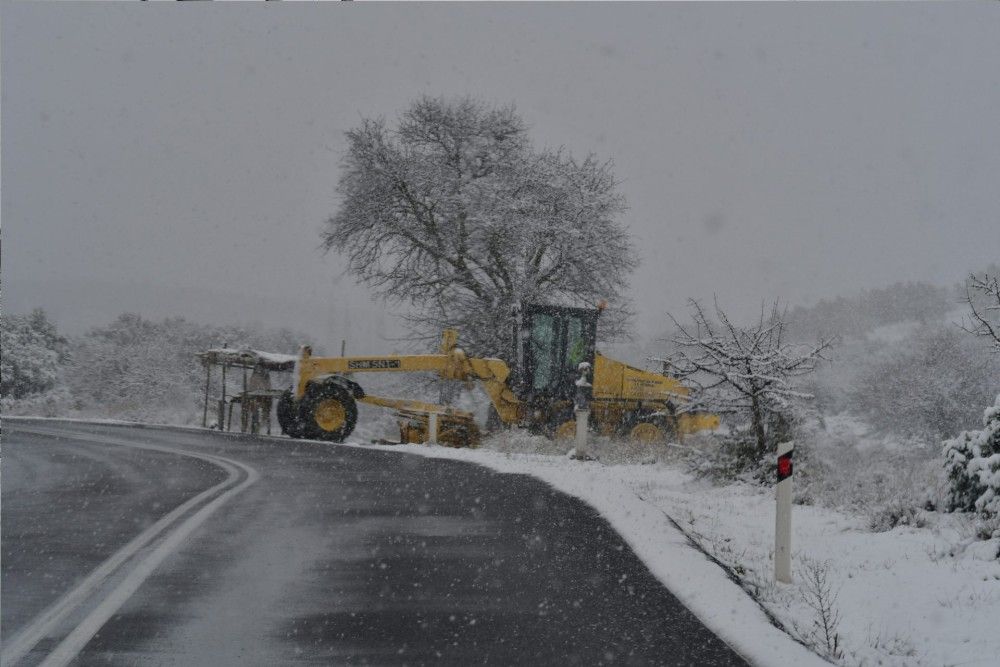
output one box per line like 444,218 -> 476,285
348,430 -> 1000,667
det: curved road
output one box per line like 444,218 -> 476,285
2,420 -> 747,666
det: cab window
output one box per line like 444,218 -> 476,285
530,313 -> 556,390
565,315 -> 586,370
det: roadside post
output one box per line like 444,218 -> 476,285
775,441 -> 794,583
575,409 -> 589,449
574,361 -> 593,453
218,361 -> 227,431
428,412 -> 439,445
202,363 -> 211,428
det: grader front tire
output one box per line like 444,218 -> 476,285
299,383 -> 358,442
554,420 -> 577,441
276,390 -> 304,438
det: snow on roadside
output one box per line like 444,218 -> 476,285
639,474 -> 1000,667
343,436 -> 826,667
347,435 -> 1000,667
12,416 -> 998,666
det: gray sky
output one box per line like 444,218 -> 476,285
3,3 -> 999,352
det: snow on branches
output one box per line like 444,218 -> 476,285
658,298 -> 834,457
943,395 -> 1000,543
0,309 -> 68,400
322,96 -> 636,358
962,272 -> 1000,352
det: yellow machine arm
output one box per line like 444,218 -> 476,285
294,330 -> 522,424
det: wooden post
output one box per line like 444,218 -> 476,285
428,413 -> 439,445
775,441 -> 794,583
242,367 -> 249,434
341,339 -> 346,357
219,363 -> 227,431
202,363 -> 211,428
265,396 -> 272,435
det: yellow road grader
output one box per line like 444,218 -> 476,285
270,303 -> 717,447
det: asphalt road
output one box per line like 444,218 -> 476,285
2,420 -> 748,666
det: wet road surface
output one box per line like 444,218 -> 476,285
2,420 -> 747,666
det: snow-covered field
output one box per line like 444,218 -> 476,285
351,430 -> 1000,667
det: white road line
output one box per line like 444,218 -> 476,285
2,426 -> 260,667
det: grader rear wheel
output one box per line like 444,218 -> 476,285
299,383 -> 358,442
629,422 -> 665,443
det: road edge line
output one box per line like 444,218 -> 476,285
2,427 -> 255,666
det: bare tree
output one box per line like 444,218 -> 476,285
322,96 -> 636,358
962,272 -> 1000,352
658,298 -> 834,458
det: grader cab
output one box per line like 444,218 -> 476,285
264,302 -> 717,446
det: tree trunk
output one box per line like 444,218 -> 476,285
750,394 -> 768,460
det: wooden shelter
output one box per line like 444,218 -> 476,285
197,348 -> 297,434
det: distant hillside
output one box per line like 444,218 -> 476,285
785,281 -> 959,342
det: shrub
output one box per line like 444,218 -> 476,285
868,501 -> 927,533
65,313 -> 311,424
943,395 -> 1000,541
851,327 -> 999,441
690,429 -> 796,486
1,309 -> 69,399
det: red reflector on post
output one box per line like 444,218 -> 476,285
777,451 -> 793,481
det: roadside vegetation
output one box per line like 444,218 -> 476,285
6,274 -> 999,666
0,312 -> 309,424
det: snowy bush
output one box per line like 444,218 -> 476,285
943,395 -> 1000,541
64,313 -> 310,425
689,430 -> 770,484
784,414 -> 946,529
686,409 -> 830,491
660,298 -> 832,463
0,386 -> 73,418
851,326 -> 999,441
1,309 -> 69,399
868,500 -> 927,533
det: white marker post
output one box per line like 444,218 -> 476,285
427,413 -> 439,446
575,409 -> 590,451
574,361 -> 592,457
775,441 -> 794,583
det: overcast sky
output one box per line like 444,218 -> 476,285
3,3 -> 998,352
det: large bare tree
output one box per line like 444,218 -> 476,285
659,298 -> 834,458
322,96 -> 636,357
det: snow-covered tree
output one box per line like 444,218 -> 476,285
943,395 -> 1000,541
322,96 -> 636,358
850,326 -> 999,441
659,298 -> 834,459
1,309 -> 69,399
963,272 -> 1000,353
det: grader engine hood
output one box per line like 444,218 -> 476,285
591,353 -> 688,403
